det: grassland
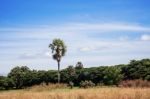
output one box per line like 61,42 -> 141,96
0,85 -> 150,99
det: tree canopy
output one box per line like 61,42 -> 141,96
0,59 -> 150,90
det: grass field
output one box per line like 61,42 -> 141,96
0,86 -> 150,99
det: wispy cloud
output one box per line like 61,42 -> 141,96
79,45 -> 110,52
118,36 -> 130,41
141,34 -> 150,41
1,22 -> 150,74
67,23 -> 150,32
19,51 -> 51,59
1,22 -> 150,33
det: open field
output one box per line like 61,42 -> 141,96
0,87 -> 150,99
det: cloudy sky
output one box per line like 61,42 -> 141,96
0,0 -> 150,75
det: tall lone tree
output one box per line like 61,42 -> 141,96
49,38 -> 67,83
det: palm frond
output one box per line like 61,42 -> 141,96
49,44 -> 55,53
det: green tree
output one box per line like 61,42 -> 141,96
67,65 -> 76,82
0,76 -> 14,90
75,62 -> 84,69
49,38 -> 67,83
60,66 -> 76,83
67,65 -> 75,76
103,67 -> 123,85
121,59 -> 150,80
8,66 -> 32,89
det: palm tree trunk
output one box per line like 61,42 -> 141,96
57,61 -> 60,83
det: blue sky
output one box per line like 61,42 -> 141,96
0,0 -> 150,75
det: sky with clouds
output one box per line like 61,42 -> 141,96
0,0 -> 150,75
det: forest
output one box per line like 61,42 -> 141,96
0,58 -> 150,90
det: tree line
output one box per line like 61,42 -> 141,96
0,59 -> 150,90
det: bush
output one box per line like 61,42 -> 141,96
0,77 -> 14,90
68,81 -> 74,89
80,80 -> 95,88
145,75 -> 150,81
119,80 -> 150,88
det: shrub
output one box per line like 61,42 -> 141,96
119,80 -> 150,88
80,80 -> 95,88
68,81 -> 74,89
145,75 -> 150,81
0,77 -> 14,90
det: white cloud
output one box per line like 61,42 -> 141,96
119,36 -> 130,41
45,52 -> 51,57
68,23 -> 150,32
1,22 -> 150,33
19,51 -> 51,59
79,45 -> 111,52
1,22 -> 150,74
141,34 -> 150,41
80,46 -> 96,52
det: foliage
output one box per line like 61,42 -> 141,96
75,62 -> 84,70
79,80 -> 95,88
1,58 -> 150,90
121,59 -> 150,80
0,76 -> 14,90
61,65 -> 76,83
49,38 -> 67,61
68,81 -> 74,89
8,66 -> 32,89
103,67 -> 123,85
49,38 -> 67,83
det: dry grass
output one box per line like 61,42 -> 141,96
0,86 -> 150,99
119,80 -> 150,88
25,83 -> 68,92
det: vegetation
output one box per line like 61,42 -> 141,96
49,39 -> 67,83
0,59 -> 150,90
0,87 -> 150,99
68,81 -> 74,89
119,79 -> 150,88
79,80 -> 95,88
75,61 -> 84,70
121,59 -> 150,80
0,76 -> 14,90
25,83 -> 68,92
7,66 -> 32,89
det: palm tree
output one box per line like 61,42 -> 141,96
49,38 -> 67,83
